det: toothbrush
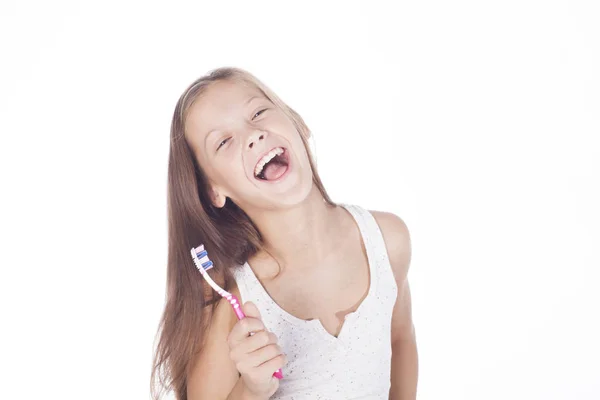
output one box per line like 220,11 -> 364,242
190,244 -> 284,380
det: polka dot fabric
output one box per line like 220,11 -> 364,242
231,204 -> 398,399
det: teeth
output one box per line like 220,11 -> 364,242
254,147 -> 284,177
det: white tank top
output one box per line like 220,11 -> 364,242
231,204 -> 398,399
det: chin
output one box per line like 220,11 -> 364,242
275,180 -> 314,207
254,170 -> 315,210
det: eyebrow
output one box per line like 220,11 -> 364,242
203,95 -> 264,147
245,95 -> 262,105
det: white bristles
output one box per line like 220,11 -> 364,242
190,246 -> 232,297
200,257 -> 212,268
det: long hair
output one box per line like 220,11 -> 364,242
151,67 -> 335,400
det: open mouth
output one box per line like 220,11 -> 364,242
254,147 -> 290,181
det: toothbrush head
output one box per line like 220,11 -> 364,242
191,244 -> 214,272
190,244 -> 230,297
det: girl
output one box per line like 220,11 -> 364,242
151,67 -> 418,400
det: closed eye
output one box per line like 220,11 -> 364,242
216,137 -> 231,151
252,109 -> 267,120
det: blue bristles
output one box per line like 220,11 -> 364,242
197,250 -> 208,258
195,249 -> 213,271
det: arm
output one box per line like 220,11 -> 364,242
187,289 -> 265,400
372,211 -> 418,400
389,279 -> 418,400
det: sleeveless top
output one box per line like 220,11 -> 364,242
231,204 -> 399,399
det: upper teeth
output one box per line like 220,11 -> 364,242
255,147 -> 284,176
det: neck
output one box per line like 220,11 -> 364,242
246,185 -> 340,272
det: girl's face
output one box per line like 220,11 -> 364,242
185,80 -> 314,211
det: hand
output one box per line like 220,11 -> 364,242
227,302 -> 287,399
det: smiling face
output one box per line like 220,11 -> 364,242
184,79 -> 315,211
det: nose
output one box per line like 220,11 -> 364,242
246,130 -> 266,150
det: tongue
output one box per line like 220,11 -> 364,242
263,160 -> 287,181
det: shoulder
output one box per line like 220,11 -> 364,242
201,284 -> 242,334
369,210 -> 413,282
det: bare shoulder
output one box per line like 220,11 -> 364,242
370,210 -> 413,282
207,286 -> 240,330
199,285 -> 241,334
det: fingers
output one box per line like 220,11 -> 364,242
242,330 -> 278,353
233,343 -> 285,375
242,301 -> 261,319
228,316 -> 266,346
257,352 -> 287,375
229,330 -> 278,360
245,343 -> 284,368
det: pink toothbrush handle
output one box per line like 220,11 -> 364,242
228,294 -> 283,380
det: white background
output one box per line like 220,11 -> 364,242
1,1 -> 599,399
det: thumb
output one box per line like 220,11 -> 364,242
242,301 -> 262,320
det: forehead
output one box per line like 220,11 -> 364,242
186,80 -> 265,136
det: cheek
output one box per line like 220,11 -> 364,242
267,112 -> 296,133
212,156 -> 247,184
271,117 -> 306,149
291,133 -> 309,157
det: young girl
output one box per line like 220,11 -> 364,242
151,67 -> 418,400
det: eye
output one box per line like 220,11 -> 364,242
216,137 -> 231,151
252,109 -> 267,120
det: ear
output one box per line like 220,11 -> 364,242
209,186 -> 227,208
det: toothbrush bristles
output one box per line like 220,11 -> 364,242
192,244 -> 214,271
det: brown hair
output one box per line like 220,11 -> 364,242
150,67 -> 335,399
